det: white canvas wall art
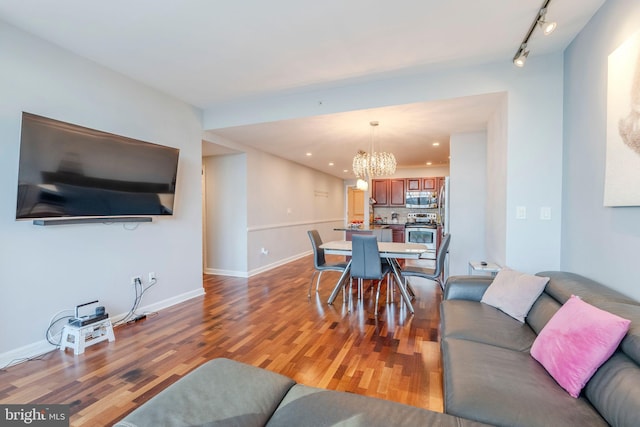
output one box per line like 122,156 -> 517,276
604,30 -> 640,206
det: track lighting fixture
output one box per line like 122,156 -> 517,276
538,8 -> 557,36
512,0 -> 556,67
513,44 -> 529,68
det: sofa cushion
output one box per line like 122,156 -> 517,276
441,300 -> 537,351
530,295 -> 631,398
537,271 -> 640,307
267,384 -> 492,427
480,268 -> 549,322
584,352 -> 640,427
580,300 -> 640,366
442,338 -> 608,427
443,275 -> 494,301
114,358 -> 296,427
524,292 -> 561,334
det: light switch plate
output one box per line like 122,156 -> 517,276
540,207 -> 551,220
516,206 -> 526,219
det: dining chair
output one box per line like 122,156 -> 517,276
350,234 -> 393,314
307,230 -> 349,297
401,233 -> 451,291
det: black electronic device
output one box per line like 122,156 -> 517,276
16,112 -> 180,220
69,314 -> 109,327
68,300 -> 109,327
480,261 -> 488,266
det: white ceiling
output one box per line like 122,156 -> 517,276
0,0 -> 606,177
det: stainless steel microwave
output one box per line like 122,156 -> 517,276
406,191 -> 437,209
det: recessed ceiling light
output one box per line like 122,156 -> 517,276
343,169 -> 349,173
426,162 -> 432,166
329,162 -> 334,166
433,142 -> 440,147
306,152 -> 312,156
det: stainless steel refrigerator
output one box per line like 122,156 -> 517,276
438,176 -> 450,279
438,176 -> 450,236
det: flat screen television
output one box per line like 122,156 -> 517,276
16,112 -> 180,221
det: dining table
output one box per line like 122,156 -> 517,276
319,240 -> 429,313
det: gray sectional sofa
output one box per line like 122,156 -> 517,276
441,271 -> 640,427
114,357 -> 490,427
115,271 -> 639,427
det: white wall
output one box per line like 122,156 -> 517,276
562,0 -> 640,300
0,22 -> 203,361
449,131 -> 487,275
203,55 -> 565,275
202,133 -> 344,277
203,154 -> 248,275
486,96 -> 508,266
504,58 -> 564,272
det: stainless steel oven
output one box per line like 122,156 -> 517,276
405,225 -> 437,268
405,226 -> 437,250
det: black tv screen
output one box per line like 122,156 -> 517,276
16,112 -> 180,220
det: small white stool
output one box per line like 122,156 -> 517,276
60,319 -> 115,355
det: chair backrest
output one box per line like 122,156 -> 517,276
434,233 -> 451,277
351,235 -> 383,280
307,230 -> 326,268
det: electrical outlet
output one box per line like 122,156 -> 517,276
148,272 -> 156,282
131,275 -> 142,286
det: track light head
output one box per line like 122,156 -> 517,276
513,49 -> 529,67
538,8 -> 557,35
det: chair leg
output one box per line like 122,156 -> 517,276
375,280 -> 382,316
345,277 -> 351,303
308,271 -> 319,297
406,281 -> 416,297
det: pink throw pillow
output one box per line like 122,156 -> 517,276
530,295 -> 631,398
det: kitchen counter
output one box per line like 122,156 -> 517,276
333,225 -> 391,231
335,226 -> 393,242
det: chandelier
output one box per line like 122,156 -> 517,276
352,121 -> 396,179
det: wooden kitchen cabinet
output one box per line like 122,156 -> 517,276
389,179 -> 405,206
406,178 -> 421,191
372,178 -> 404,206
388,224 -> 405,243
407,177 -> 438,191
372,179 -> 389,205
423,178 -> 437,190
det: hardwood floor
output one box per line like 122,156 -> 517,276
0,254 -> 444,426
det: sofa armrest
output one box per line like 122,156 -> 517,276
443,275 -> 494,301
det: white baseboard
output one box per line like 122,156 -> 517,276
0,287 -> 205,369
247,251 -> 310,277
205,251 -> 312,278
204,268 -> 249,278
0,340 -> 58,370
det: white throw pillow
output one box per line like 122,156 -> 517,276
480,268 -> 549,322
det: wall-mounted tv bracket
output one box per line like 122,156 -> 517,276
32,217 -> 152,226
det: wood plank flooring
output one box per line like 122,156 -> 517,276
0,254 -> 443,426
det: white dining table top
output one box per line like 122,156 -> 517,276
320,240 -> 428,259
